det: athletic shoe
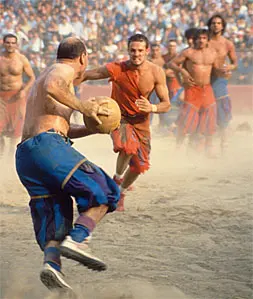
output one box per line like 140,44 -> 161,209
116,193 -> 125,212
40,263 -> 73,293
60,236 -> 107,271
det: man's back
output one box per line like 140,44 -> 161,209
22,63 -> 74,140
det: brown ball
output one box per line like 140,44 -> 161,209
83,96 -> 121,134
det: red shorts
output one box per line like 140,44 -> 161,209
111,122 -> 150,174
167,77 -> 181,98
176,85 -> 217,136
0,90 -> 26,138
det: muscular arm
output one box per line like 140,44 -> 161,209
227,41 -> 237,71
168,50 -> 189,76
153,66 -> 171,113
45,67 -> 83,112
169,50 -> 195,86
67,124 -> 94,138
21,55 -> 35,93
135,66 -> 170,113
74,66 -> 111,85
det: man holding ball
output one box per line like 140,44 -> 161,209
80,34 -> 171,211
15,37 -> 120,294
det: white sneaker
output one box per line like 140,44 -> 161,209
40,263 -> 73,293
60,236 -> 107,271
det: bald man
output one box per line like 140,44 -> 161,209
15,37 -> 120,294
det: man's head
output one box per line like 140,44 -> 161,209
57,37 -> 88,70
150,43 -> 161,58
193,29 -> 209,49
207,14 -> 226,36
128,34 -> 149,66
167,39 -> 177,55
3,34 -> 18,53
184,27 -> 198,47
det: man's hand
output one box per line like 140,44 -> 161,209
19,90 -> 27,99
80,98 -> 111,125
135,96 -> 152,113
181,71 -> 196,87
216,64 -> 232,79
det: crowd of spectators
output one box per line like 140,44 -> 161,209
1,0 -> 252,84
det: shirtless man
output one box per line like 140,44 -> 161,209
0,34 -> 35,155
166,28 -> 198,134
207,14 -> 237,151
163,40 -> 183,130
78,34 -> 170,211
163,40 -> 181,99
169,29 -> 218,156
149,43 -> 165,127
15,37 -> 120,294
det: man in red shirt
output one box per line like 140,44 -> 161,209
80,34 -> 170,211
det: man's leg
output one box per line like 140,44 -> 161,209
28,195 -> 74,293
115,151 -> 132,178
60,161 -> 120,270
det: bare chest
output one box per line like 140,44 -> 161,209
0,58 -> 24,76
117,69 -> 155,98
209,41 -> 228,59
188,50 -> 215,66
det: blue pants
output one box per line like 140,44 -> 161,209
211,77 -> 232,128
15,130 -> 120,250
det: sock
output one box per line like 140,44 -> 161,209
69,224 -> 90,243
44,247 -> 61,272
115,173 -> 123,179
70,215 -> 96,243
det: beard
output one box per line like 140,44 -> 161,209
212,29 -> 223,35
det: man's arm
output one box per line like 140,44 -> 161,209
227,40 -> 238,71
74,66 -> 111,85
135,66 -> 171,114
153,66 -> 171,113
168,50 -> 195,86
45,67 -> 109,124
67,124 -> 95,138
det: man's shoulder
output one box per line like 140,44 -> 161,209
181,47 -> 192,57
106,60 -> 128,70
17,52 -> 30,63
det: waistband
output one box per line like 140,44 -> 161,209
18,129 -> 72,147
185,84 -> 211,90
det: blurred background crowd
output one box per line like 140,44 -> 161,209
1,0 -> 252,84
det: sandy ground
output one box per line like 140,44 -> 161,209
0,114 -> 252,299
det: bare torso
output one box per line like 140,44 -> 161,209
0,52 -> 26,91
22,64 -> 75,140
184,47 -> 217,86
209,37 -> 232,78
127,60 -> 161,98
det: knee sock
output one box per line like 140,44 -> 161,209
69,215 -> 96,243
44,247 -> 61,272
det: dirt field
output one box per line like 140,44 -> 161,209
0,114 -> 252,299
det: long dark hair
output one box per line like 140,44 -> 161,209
207,14 -> 227,35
